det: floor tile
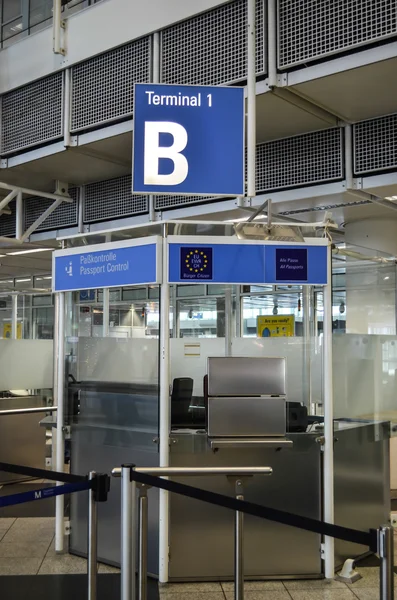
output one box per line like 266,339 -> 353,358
0,518 -> 16,529
12,517 -> 55,529
159,583 -> 223,593
350,589 -> 380,600
347,567 -> 397,589
287,589 -> 355,600
222,581 -> 285,591
0,557 -> 42,575
158,594 -> 225,600
225,591 -> 291,600
1,526 -> 54,544
284,579 -> 347,590
0,541 -> 50,558
38,554 -> 88,575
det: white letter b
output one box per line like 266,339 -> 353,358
144,121 -> 188,186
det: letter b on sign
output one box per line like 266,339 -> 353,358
144,122 -> 188,186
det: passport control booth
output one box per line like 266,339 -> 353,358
52,220 -> 390,583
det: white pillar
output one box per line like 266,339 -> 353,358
11,295 -> 18,339
55,292 -> 66,553
159,228 -> 170,583
103,288 -> 110,337
323,245 -> 334,579
246,0 -> 256,203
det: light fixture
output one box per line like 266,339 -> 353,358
7,248 -> 52,256
385,196 -> 397,201
384,276 -> 390,281
16,278 -> 31,283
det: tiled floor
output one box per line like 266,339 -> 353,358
0,517 -> 119,575
0,517 -> 393,600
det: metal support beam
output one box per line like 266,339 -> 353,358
20,198 -> 64,243
0,182 -> 72,204
0,189 -> 18,213
246,0 -> 256,202
16,192 -> 23,240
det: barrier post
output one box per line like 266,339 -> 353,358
379,525 -> 394,600
88,472 -> 98,600
88,472 -> 110,600
138,484 -> 149,600
121,465 -> 136,600
234,480 -> 244,600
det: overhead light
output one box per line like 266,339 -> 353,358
16,278 -> 31,283
7,248 -> 52,256
384,276 -> 390,281
385,196 -> 397,201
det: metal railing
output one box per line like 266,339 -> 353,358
0,406 -> 57,416
112,464 -> 394,600
0,461 -> 110,600
112,465 -> 273,600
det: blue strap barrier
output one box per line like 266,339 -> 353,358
0,480 -> 91,508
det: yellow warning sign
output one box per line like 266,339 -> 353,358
3,323 -> 22,339
257,315 -> 295,338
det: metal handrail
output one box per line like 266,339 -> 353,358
0,406 -> 57,416
112,466 -> 272,478
112,465 -> 273,600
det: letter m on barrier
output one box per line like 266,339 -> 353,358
34,491 -> 42,499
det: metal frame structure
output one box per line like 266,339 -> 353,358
52,222 -> 335,578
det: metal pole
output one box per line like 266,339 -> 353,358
267,0 -> 277,88
16,192 -> 23,240
88,472 -> 98,600
121,465 -> 136,600
159,225 -> 170,583
55,292 -> 66,553
323,245 -> 335,578
64,68 -> 71,148
302,287 -> 311,410
379,525 -> 394,600
246,0 -> 256,203
234,480 -> 244,600
225,286 -> 232,356
11,294 -> 18,339
138,486 -> 149,600
103,288 -> 110,337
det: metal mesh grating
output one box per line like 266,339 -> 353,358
354,114 -> 397,175
278,0 -> 397,69
256,128 -> 343,192
71,37 -> 151,132
1,73 -> 63,155
24,188 -> 78,232
0,201 -> 16,237
84,175 -> 148,223
155,194 -> 217,210
160,0 -> 265,85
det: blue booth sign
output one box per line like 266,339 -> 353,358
53,237 -> 161,292
168,239 -> 328,286
132,83 -> 245,196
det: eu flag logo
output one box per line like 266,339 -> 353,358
180,247 -> 213,280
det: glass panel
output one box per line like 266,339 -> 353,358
32,306 -> 54,339
29,0 -> 52,27
177,284 -> 206,297
3,0 -> 21,23
0,339 -> 53,388
2,17 -> 23,40
68,287 -> 160,572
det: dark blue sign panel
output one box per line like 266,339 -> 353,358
53,241 -> 159,292
180,247 -> 213,280
169,243 -> 327,285
275,248 -> 308,282
132,84 -> 244,196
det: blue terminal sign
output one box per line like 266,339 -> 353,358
132,83 -> 245,196
169,241 -> 328,286
53,238 -> 160,292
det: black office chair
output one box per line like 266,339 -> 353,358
171,377 -> 194,427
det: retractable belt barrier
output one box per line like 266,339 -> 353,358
112,465 -> 395,600
0,461 -> 111,600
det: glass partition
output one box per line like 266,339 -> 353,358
68,285 -> 160,571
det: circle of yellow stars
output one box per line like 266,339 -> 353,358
185,250 -> 208,273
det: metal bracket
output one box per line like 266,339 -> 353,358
62,425 -> 71,439
320,543 -> 326,559
64,520 -> 71,536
